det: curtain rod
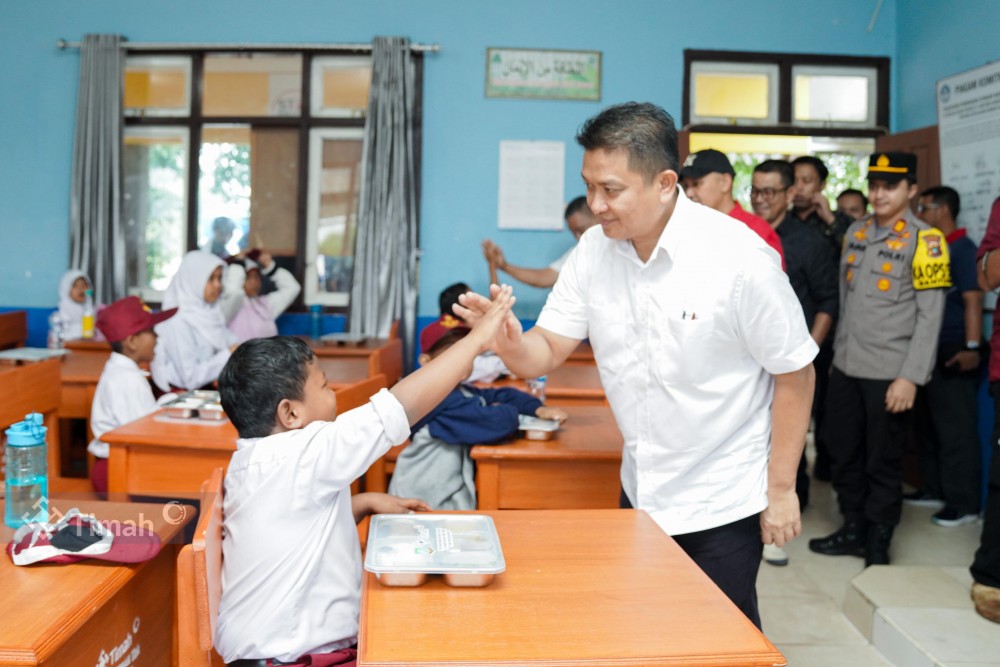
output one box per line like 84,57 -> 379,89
56,39 -> 440,53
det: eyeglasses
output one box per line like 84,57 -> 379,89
749,186 -> 788,200
916,203 -> 941,214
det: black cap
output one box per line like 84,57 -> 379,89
867,152 -> 917,184
680,149 -> 735,180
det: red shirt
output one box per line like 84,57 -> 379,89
729,202 -> 786,271
976,196 -> 1000,381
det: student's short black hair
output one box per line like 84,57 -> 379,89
219,336 -> 316,439
576,102 -> 679,183
921,185 -> 961,218
564,196 -> 590,220
837,188 -> 869,208
109,340 -> 124,354
791,155 -> 830,182
754,159 -> 795,189
438,282 -> 471,317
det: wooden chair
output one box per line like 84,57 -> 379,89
388,319 -> 400,340
368,337 -> 403,386
0,310 -> 28,350
177,467 -> 226,667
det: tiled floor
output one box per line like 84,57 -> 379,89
756,468 -> 998,666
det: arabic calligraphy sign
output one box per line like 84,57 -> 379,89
486,48 -> 601,101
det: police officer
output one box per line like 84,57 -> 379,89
809,152 -> 949,566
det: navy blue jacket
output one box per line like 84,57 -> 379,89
411,385 -> 543,446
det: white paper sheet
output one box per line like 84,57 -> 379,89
498,140 -> 565,230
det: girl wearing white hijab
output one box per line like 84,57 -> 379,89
57,269 -> 93,340
151,250 -> 240,391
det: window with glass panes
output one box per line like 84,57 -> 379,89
123,49 -> 416,307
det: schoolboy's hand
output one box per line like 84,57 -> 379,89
456,285 -> 522,354
535,406 -> 568,423
367,492 -> 432,515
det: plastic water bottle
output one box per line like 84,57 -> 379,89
310,304 -> 323,340
527,376 -> 547,403
4,413 -> 49,528
81,288 -> 96,339
47,312 -> 65,350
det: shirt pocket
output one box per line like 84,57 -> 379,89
656,315 -> 718,385
867,257 -> 906,302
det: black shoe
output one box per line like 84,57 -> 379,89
864,523 -> 894,566
808,520 -> 866,557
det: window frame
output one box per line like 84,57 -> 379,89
682,49 -> 890,137
123,47 -> 423,310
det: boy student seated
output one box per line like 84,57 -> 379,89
388,316 -> 567,510
151,250 -> 240,392
220,248 -> 301,342
438,282 -> 508,383
88,297 -> 178,492
214,286 -> 517,667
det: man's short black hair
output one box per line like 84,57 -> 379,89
754,159 -> 795,189
438,282 -> 471,318
564,196 -> 590,220
837,188 -> 869,208
921,185 -> 961,218
219,336 -> 316,439
576,102 -> 679,183
791,155 -> 829,182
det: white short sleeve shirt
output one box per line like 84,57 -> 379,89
537,190 -> 816,535
214,389 -> 410,663
548,246 -> 575,272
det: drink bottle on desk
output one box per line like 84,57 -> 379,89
81,288 -> 96,339
310,304 -> 323,340
47,312 -> 65,350
4,413 -> 49,528
527,376 -> 547,403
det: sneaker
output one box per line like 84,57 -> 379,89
902,489 -> 944,507
931,507 -> 979,527
762,543 -> 789,566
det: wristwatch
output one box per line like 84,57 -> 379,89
965,340 -> 981,351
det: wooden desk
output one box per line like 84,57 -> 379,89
0,498 -> 193,667
565,340 -> 594,363
472,405 -> 622,510
0,358 -> 82,492
484,363 -> 606,406
358,510 -> 785,667
307,336 -> 391,358
59,349 -> 108,420
64,339 -> 112,352
316,356 -> 370,389
104,413 -> 237,498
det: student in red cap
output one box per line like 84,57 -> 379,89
88,296 -> 177,492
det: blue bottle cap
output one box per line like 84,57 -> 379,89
5,413 -> 47,447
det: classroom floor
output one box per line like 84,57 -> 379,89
757,441 -> 998,666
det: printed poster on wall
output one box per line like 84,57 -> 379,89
497,141 -> 565,230
486,48 -> 601,101
937,59 -> 1000,245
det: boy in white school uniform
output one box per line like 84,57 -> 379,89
214,286 -> 517,667
88,297 -> 178,492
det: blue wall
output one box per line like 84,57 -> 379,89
895,0 -> 1000,131
1,0 -> 897,328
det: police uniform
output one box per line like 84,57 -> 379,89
811,152 -> 950,564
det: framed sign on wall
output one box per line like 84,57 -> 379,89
486,48 -> 601,101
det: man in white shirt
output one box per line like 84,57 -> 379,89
457,102 -> 817,628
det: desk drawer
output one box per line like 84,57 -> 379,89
496,460 -> 620,509
118,447 -> 231,496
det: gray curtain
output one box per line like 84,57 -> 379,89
69,34 -> 125,305
349,36 -> 419,370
